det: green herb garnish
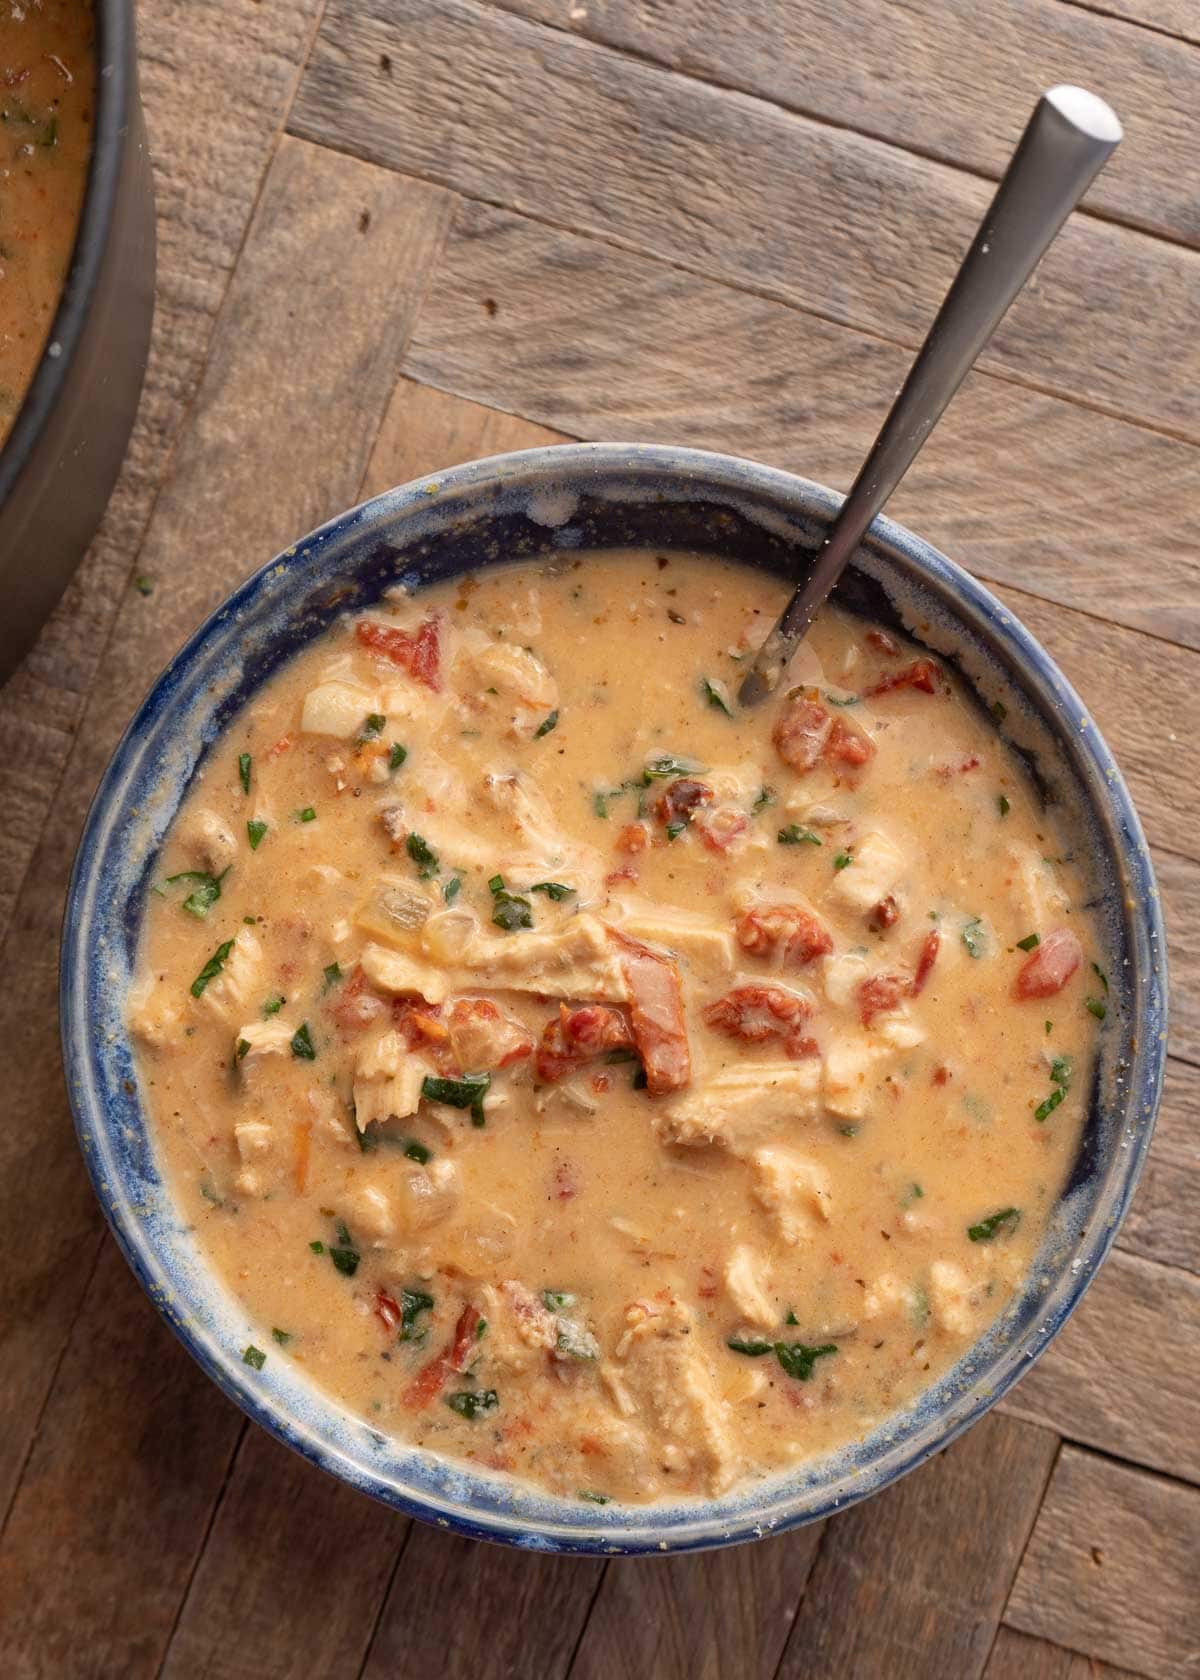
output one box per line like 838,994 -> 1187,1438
967,1207 -> 1020,1242
833,850 -> 853,871
443,876 -> 462,904
1092,961 -> 1109,994
297,806 -> 317,823
406,832 -> 438,877
242,1345 -> 266,1370
133,574 -> 154,596
579,1490 -> 610,1505
309,1240 -> 325,1255
753,786 -> 775,812
533,708 -> 559,738
399,1288 -> 435,1342
726,1337 -> 774,1357
238,753 -> 252,794
542,1290 -> 576,1311
388,742 -> 408,771
961,917 -> 986,959
642,754 -> 703,781
824,691 -> 860,707
271,1328 -> 292,1346
290,1022 -> 316,1060
330,1221 -> 360,1277
1034,1088 -> 1065,1122
403,1139 -> 431,1164
190,940 -> 235,998
166,869 -> 226,919
1051,1056 -> 1072,1088
1086,996 -> 1107,1020
700,677 -> 733,717
322,962 -> 342,990
997,795 -> 1011,817
1016,932 -> 1040,951
421,1072 -> 490,1126
361,712 -> 386,740
778,824 -> 822,846
445,1389 -> 499,1420
665,819 -> 686,841
775,1341 -> 838,1382
489,875 -> 533,931
247,819 -> 268,849
263,993 -> 284,1017
530,881 -> 574,901
235,1037 -> 251,1061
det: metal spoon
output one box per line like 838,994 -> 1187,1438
737,85 -> 1122,708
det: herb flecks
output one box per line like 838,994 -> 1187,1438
238,753 -> 252,794
533,708 -> 559,739
166,868 -> 226,919
489,874 -> 533,932
242,1345 -> 266,1370
290,1022 -> 316,1060
191,940 -> 235,998
727,1332 -> 838,1382
961,917 -> 986,959
700,676 -> 734,717
329,1221 -> 360,1277
422,1072 -> 491,1126
247,819 -> 268,850
530,881 -> 574,901
446,1388 -> 499,1420
778,824 -> 822,846
967,1207 -> 1021,1242
406,832 -> 438,879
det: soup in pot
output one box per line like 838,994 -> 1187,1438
129,550 -> 1104,1505
0,0 -> 94,445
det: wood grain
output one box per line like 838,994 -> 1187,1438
1006,1447 -> 1200,1680
1121,1059 -> 1200,1274
985,1627 -> 1141,1680
1157,850 -> 1200,1062
773,1415 -> 1058,1679
508,0 -> 1200,248
361,375 -> 570,498
0,133 -> 450,1589
569,1527 -> 823,1680
402,201 -> 1200,655
361,1526 -> 603,1680
1062,0 -> 1200,48
292,0 -> 1200,439
160,1430 -> 406,1680
998,1249 -> 1199,1482
0,0 -> 324,943
0,1242 -> 244,1680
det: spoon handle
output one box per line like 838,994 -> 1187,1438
738,85 -> 1121,707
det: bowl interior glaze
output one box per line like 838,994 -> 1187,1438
61,444 -> 1166,1554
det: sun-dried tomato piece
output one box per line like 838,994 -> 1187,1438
402,1304 -> 482,1409
867,628 -> 900,656
911,930 -> 941,995
1013,928 -> 1083,1000
826,713 -> 876,768
375,1289 -> 402,1333
695,804 -> 750,852
535,1004 -> 634,1082
869,894 -> 900,931
703,983 -> 816,1058
327,967 -> 388,1032
736,904 -> 834,969
858,971 -> 908,1027
392,996 -> 449,1049
772,693 -> 832,772
446,997 -> 533,1069
616,821 -> 651,854
355,615 -> 442,690
864,657 -> 943,698
611,932 -> 691,1093
654,778 -> 713,824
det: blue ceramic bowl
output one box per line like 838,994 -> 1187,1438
62,444 -> 1166,1553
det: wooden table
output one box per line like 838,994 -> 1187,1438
0,1 -> 1196,1674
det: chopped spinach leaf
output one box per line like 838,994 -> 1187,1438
247,819 -> 268,849
263,993 -> 284,1017
1092,961 -> 1109,993
991,700 -> 1007,723
1050,1055 -> 1072,1088
489,875 -> 533,931
785,1309 -> 799,1326
388,742 -> 408,771
665,819 -> 686,841
533,708 -> 559,738
360,712 -> 386,740
238,752 -> 252,794
579,1490 -> 610,1505
823,691 -> 861,707
1034,1087 -> 1065,1122
556,1319 -> 600,1361
290,1022 -> 316,1060
294,807 -> 315,823
1086,996 -> 1107,1021
778,824 -> 822,846
700,676 -> 734,716
421,1072 -> 490,1126
726,1337 -> 774,1357
542,1290 -> 576,1311
967,1207 -> 1020,1242
309,1240 -> 325,1255
997,794 -> 1011,817
445,1388 -> 499,1420
235,1037 -> 251,1061
191,940 -> 235,998
961,917 -> 986,959
753,786 -> 775,812
166,869 -> 226,919
242,1345 -> 266,1370
330,1221 -> 360,1277
642,754 -> 703,781
133,574 -> 154,596
1016,932 -> 1040,951
775,1341 -> 838,1382
399,1288 -> 435,1342
271,1328 -> 292,1346
406,832 -> 438,877
1045,1019 -> 1053,1035
530,881 -> 574,901
593,790 -> 610,819
443,876 -> 462,904
833,850 -> 853,871
323,962 -> 342,990
403,1139 -> 431,1164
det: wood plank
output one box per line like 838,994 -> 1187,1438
0,1240 -> 244,1678
361,375 -> 570,498
1121,1058 -> 1200,1274
1062,0 -> 1200,49
291,0 -> 1200,440
985,1626 -> 1140,1680
569,1527 -> 823,1680
0,135 -> 451,1601
1156,849 -> 1200,1063
160,1430 -> 406,1680
509,0 -> 1200,248
998,1249 -> 1199,1483
1006,1447 -> 1200,1680
361,1525 -> 604,1680
0,0 -> 325,944
402,201 -> 1200,655
773,1415 -> 1058,1680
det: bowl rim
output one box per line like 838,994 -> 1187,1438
61,441 -> 1167,1553
0,0 -> 137,500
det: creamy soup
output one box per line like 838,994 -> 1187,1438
129,551 -> 1103,1505
0,0 -> 94,444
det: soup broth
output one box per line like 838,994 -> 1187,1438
0,0 -> 94,444
130,550 -> 1102,1505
